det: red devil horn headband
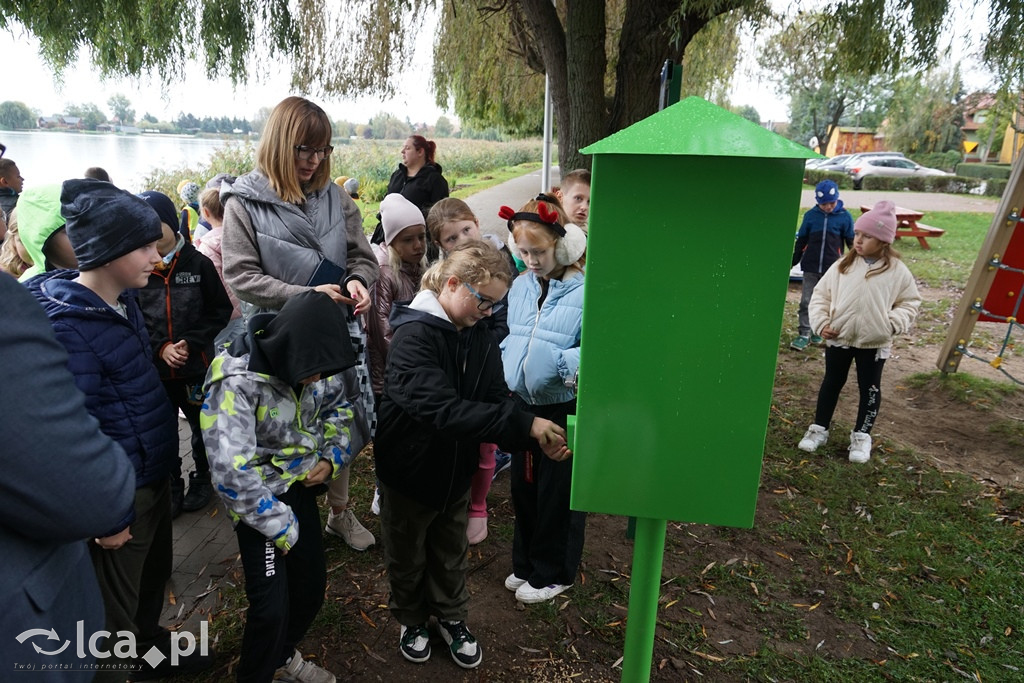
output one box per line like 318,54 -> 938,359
499,201 -> 566,236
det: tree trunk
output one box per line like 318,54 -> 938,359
607,1 -> 690,136
562,1 -> 607,173
517,0 -> 573,174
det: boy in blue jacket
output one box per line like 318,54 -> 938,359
790,179 -> 854,351
28,179 -> 208,681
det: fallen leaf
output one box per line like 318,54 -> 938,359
359,610 -> 376,628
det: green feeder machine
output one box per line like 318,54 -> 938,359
569,96 -> 818,681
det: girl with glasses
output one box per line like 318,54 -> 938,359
498,194 -> 587,605
426,197 -> 520,545
374,240 -> 570,670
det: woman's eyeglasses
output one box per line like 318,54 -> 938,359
463,283 -> 503,313
293,145 -> 334,162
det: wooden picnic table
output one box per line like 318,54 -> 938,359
859,205 -> 945,250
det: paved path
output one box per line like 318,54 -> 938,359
165,168 -> 1000,638
466,166 -> 562,239
800,187 -> 999,213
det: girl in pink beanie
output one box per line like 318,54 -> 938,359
797,200 -> 921,463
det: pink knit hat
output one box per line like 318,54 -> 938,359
855,200 -> 897,244
380,193 -> 425,245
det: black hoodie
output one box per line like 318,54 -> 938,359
374,293 -> 534,511
242,291 -> 355,390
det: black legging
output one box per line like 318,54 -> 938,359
813,346 -> 886,433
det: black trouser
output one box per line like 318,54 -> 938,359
379,482 -> 471,626
814,346 -> 887,433
235,484 -> 326,683
511,400 -> 587,588
90,479 -> 172,683
163,378 -> 209,475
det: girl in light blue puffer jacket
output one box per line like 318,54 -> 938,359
499,195 -> 588,605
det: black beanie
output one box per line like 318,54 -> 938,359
61,179 -> 163,271
137,190 -> 180,230
250,291 -> 356,386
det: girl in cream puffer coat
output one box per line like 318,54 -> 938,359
799,201 -> 921,464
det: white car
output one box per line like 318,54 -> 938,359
848,157 -> 949,189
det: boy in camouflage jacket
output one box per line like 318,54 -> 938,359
202,290 -> 362,682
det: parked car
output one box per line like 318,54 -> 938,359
839,151 -> 906,171
814,154 -> 856,172
848,156 -> 950,189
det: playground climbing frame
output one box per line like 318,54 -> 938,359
938,151 -> 1024,382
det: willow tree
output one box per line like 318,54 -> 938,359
4,0 -> 1024,170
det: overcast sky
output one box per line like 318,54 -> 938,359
1,14 -> 449,126
2,3 -> 992,128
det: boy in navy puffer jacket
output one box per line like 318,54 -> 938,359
790,180 -> 854,351
28,179 -> 208,681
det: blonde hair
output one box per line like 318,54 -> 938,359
0,209 -> 31,277
427,198 -> 477,245
257,96 -> 333,204
199,187 -> 224,221
421,240 -> 513,294
838,242 -> 901,278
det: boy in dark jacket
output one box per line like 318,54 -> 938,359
138,190 -> 232,516
790,179 -> 855,350
28,179 -> 207,681
375,241 -> 569,671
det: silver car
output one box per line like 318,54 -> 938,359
848,156 -> 949,189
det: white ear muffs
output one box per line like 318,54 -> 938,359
554,222 -> 587,265
507,231 -> 519,257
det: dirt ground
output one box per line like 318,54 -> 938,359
201,275 -> 1022,682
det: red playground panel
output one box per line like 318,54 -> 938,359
981,220 -> 1024,323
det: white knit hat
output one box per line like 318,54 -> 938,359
379,193 -> 424,245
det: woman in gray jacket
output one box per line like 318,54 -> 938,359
221,96 -> 380,553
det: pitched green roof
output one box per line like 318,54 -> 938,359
582,96 -> 820,159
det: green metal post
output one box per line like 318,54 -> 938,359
621,517 -> 666,682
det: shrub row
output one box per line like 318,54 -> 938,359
953,163 -> 1012,180
906,150 -> 961,172
859,174 -> 1007,196
804,169 -> 854,188
142,138 -> 544,204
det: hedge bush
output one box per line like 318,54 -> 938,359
954,163 -> 1012,180
859,174 -> 1007,196
906,150 -> 960,172
804,169 -> 853,188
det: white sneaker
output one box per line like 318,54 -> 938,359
515,582 -> 571,604
798,424 -> 829,452
370,487 -> 381,515
848,431 -> 872,463
273,649 -> 335,682
504,573 -> 527,592
325,508 -> 375,550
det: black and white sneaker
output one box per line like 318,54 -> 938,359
399,624 -> 431,663
437,620 -> 482,669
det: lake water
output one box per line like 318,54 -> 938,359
1,130 -> 237,193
